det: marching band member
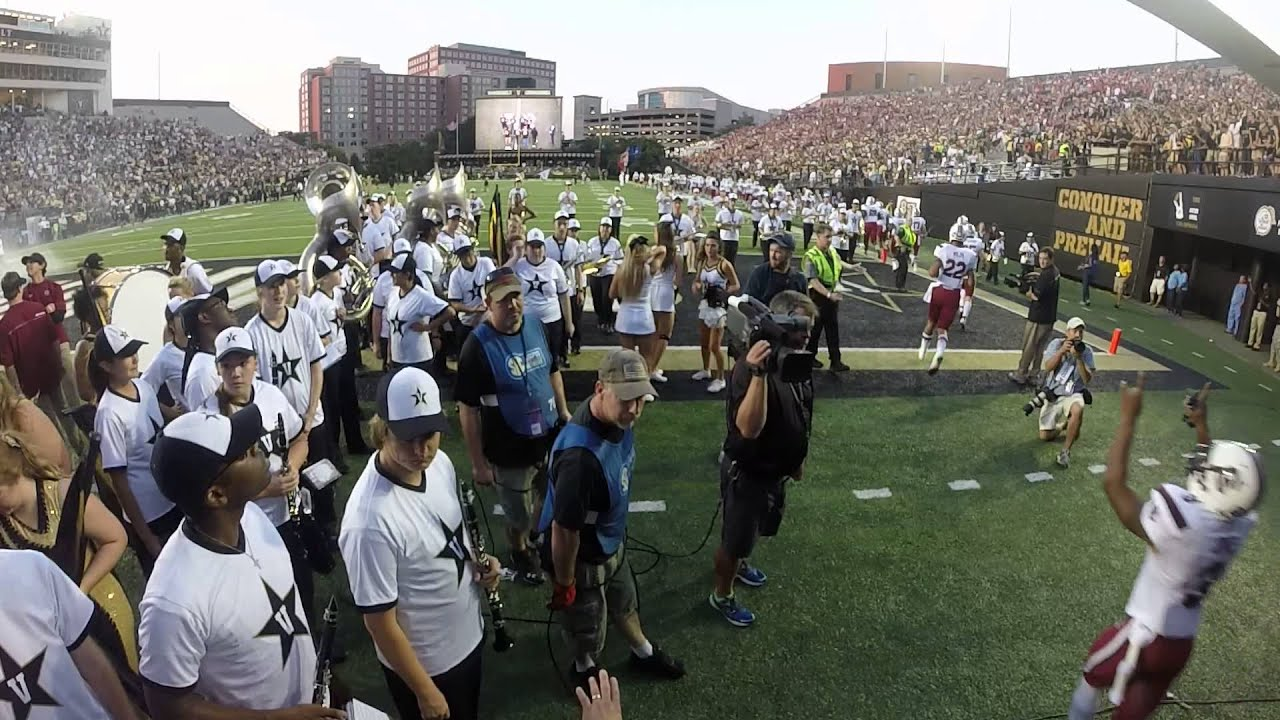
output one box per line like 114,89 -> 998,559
565,219 -> 587,355
140,408 -> 335,718
546,213 -> 583,365
91,326 -> 180,574
585,218 -> 622,334
668,197 -> 695,274
749,194 -> 764,248
204,326 -> 313,621
341,368 -> 501,720
309,254 -> 368,466
516,228 -> 574,369
507,176 -> 528,209
714,194 -> 744,265
364,195 -> 396,271
447,243 -> 496,351
606,186 -> 626,240
244,260 -> 334,535
467,189 -> 484,233
161,228 -> 214,295
385,253 -> 454,374
0,549 -> 142,720
180,288 -> 236,412
439,207 -> 470,254
141,296 -> 194,419
559,181 -> 579,219
412,219 -> 446,295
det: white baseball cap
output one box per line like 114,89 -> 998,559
447,206 -> 463,220
214,326 -> 255,362
161,228 -> 187,245
568,219 -> 581,230
377,367 -> 447,440
527,228 -> 546,246
254,259 -> 287,287
599,217 -> 612,227
312,254 -> 342,278
658,214 -> 674,224
554,210 -> 570,221
94,324 -> 146,360
1066,317 -> 1086,330
393,237 -> 413,254
275,259 -> 301,278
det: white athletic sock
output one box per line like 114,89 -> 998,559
961,301 -> 972,322
632,640 -> 654,659
574,656 -> 597,673
1068,678 -> 1101,720
919,334 -> 931,352
935,334 -> 948,359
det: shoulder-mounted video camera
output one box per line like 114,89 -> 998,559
1004,268 -> 1041,293
725,295 -> 813,384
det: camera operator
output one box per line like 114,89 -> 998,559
709,290 -> 816,627
1035,317 -> 1095,468
1009,248 -> 1060,387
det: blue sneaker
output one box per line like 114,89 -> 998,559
709,593 -> 756,627
736,563 -> 767,588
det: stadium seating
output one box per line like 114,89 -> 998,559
685,62 -> 1280,186
0,111 -> 326,234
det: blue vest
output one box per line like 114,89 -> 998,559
538,419 -> 634,556
472,321 -> 557,437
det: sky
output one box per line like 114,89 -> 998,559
23,0 -> 1280,138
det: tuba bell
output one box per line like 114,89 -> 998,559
299,162 -> 375,321
398,165 -> 470,241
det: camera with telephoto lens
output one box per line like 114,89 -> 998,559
1004,268 -> 1041,292
1023,386 -> 1059,415
726,295 -> 814,384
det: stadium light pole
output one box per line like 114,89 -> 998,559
1006,2 -> 1013,79
882,27 -> 889,90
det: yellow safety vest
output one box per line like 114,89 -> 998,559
805,245 -> 842,289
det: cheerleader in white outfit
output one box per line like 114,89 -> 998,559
691,233 -> 741,393
648,221 -> 682,384
609,234 -> 666,372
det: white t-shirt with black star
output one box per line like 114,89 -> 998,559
139,504 -> 316,710
0,549 -> 106,720
244,309 -> 327,428
95,379 -> 174,524
513,257 -> 568,324
201,380 -> 302,527
309,288 -> 346,371
339,451 -> 484,677
447,257 -> 496,328
183,350 -> 220,414
545,236 -> 582,298
386,285 -> 449,365
373,269 -> 432,340
293,294 -> 331,349
178,257 -> 213,296
141,341 -> 187,409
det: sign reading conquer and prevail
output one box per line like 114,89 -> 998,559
1052,188 -> 1147,264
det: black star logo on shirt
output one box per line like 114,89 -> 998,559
389,313 -> 407,337
526,276 -> 548,296
467,283 -> 483,302
255,579 -> 310,667
271,350 -> 302,386
0,645 -> 59,720
436,517 -> 468,588
146,414 -> 163,446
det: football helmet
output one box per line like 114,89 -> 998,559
1185,441 -> 1265,518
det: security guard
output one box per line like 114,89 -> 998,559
894,224 -> 917,290
803,223 -> 848,372
540,349 -> 686,693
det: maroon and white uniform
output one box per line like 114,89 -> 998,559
926,244 -> 977,330
1080,483 -> 1255,718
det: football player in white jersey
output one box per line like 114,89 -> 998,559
960,232 -> 986,330
1069,380 -> 1261,720
919,228 -> 977,374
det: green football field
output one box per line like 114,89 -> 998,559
32,179 -> 1280,719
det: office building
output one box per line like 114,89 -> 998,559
635,87 -> 773,130
0,7 -> 112,114
299,56 -> 444,154
581,107 -> 717,147
408,43 -> 555,119
825,61 -> 1006,95
572,94 -> 601,140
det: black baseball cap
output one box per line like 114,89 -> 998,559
180,287 -> 231,336
151,406 -> 266,512
767,232 -> 796,252
81,253 -> 105,271
20,252 -> 46,267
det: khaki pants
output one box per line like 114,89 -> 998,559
1269,340 -> 1280,368
1248,310 -> 1268,348
1015,320 -> 1056,382
1113,274 -> 1129,299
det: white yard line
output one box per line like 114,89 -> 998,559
947,480 -> 980,491
853,488 -> 893,500
1025,471 -> 1054,483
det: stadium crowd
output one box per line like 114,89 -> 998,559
0,111 -> 327,235
686,62 -> 1280,185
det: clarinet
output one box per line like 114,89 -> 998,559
312,596 -> 339,706
458,479 -> 514,652
273,413 -> 301,520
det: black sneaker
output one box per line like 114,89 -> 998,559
830,361 -> 850,372
811,357 -> 824,369
511,548 -> 545,586
629,646 -> 685,680
571,667 -> 597,695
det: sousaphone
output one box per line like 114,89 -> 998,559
400,166 -> 470,272
298,162 -> 375,320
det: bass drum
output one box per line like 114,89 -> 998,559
106,268 -> 172,372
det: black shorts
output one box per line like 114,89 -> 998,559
718,456 -> 787,559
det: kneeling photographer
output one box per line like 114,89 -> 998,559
711,290 -> 816,628
1028,316 -> 1095,469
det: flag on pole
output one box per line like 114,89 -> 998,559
489,187 -> 506,266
